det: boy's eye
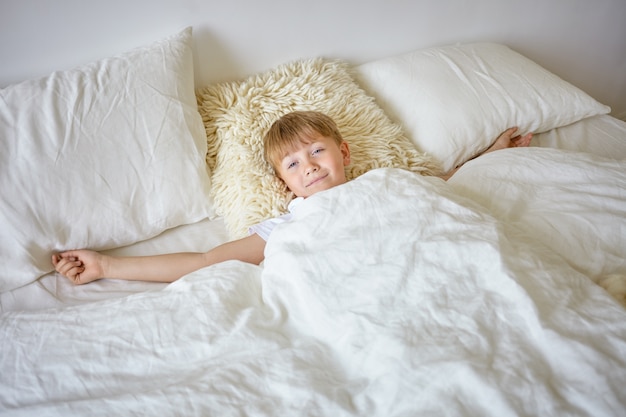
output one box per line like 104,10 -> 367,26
312,148 -> 323,155
287,161 -> 298,169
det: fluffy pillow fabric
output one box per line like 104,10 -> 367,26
0,27 -> 214,292
354,42 -> 611,172
196,58 -> 440,238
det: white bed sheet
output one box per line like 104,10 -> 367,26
1,114 -> 625,313
531,114 -> 626,160
0,218 -> 230,312
1,163 -> 625,416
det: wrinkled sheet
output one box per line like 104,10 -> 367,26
449,147 -> 626,280
1,164 -> 626,416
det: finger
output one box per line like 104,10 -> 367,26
512,132 -> 533,146
58,251 -> 81,260
53,254 -> 77,264
71,269 -> 86,284
56,259 -> 83,275
54,257 -> 75,269
65,266 -> 86,283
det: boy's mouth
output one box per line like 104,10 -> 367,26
306,173 -> 328,188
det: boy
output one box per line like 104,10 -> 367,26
53,111 -> 532,284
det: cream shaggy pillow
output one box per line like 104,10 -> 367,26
197,58 -> 440,238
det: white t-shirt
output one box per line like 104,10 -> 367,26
248,197 -> 304,241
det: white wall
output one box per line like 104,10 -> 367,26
1,0 -> 625,119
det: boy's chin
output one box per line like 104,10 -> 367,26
304,180 -> 347,197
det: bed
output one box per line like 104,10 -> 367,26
1,26 -> 625,416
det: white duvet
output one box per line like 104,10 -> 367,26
1,148 -> 625,416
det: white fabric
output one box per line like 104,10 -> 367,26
531,114 -> 626,160
248,197 -> 304,241
354,42 -> 611,172
2,165 -> 625,416
0,217 -> 230,312
449,147 -> 626,281
0,27 -> 214,292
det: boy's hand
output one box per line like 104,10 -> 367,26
52,250 -> 105,285
494,127 -> 533,149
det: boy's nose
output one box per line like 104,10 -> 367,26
305,163 -> 318,175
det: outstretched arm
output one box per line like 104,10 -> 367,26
52,233 -> 266,285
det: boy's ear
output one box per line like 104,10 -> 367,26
341,142 -> 351,165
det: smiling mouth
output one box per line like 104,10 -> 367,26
306,174 -> 328,188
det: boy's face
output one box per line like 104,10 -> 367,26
275,133 -> 350,198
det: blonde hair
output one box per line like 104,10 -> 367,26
263,111 -> 344,170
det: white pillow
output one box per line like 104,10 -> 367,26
0,27 -> 214,292
354,42 -> 611,172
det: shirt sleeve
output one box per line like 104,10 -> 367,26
248,213 -> 292,241
248,197 -> 302,241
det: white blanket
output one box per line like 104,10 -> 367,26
1,154 -> 626,416
449,147 -> 626,281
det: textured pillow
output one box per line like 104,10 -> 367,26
0,27 -> 214,292
196,58 -> 439,238
354,42 -> 611,172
